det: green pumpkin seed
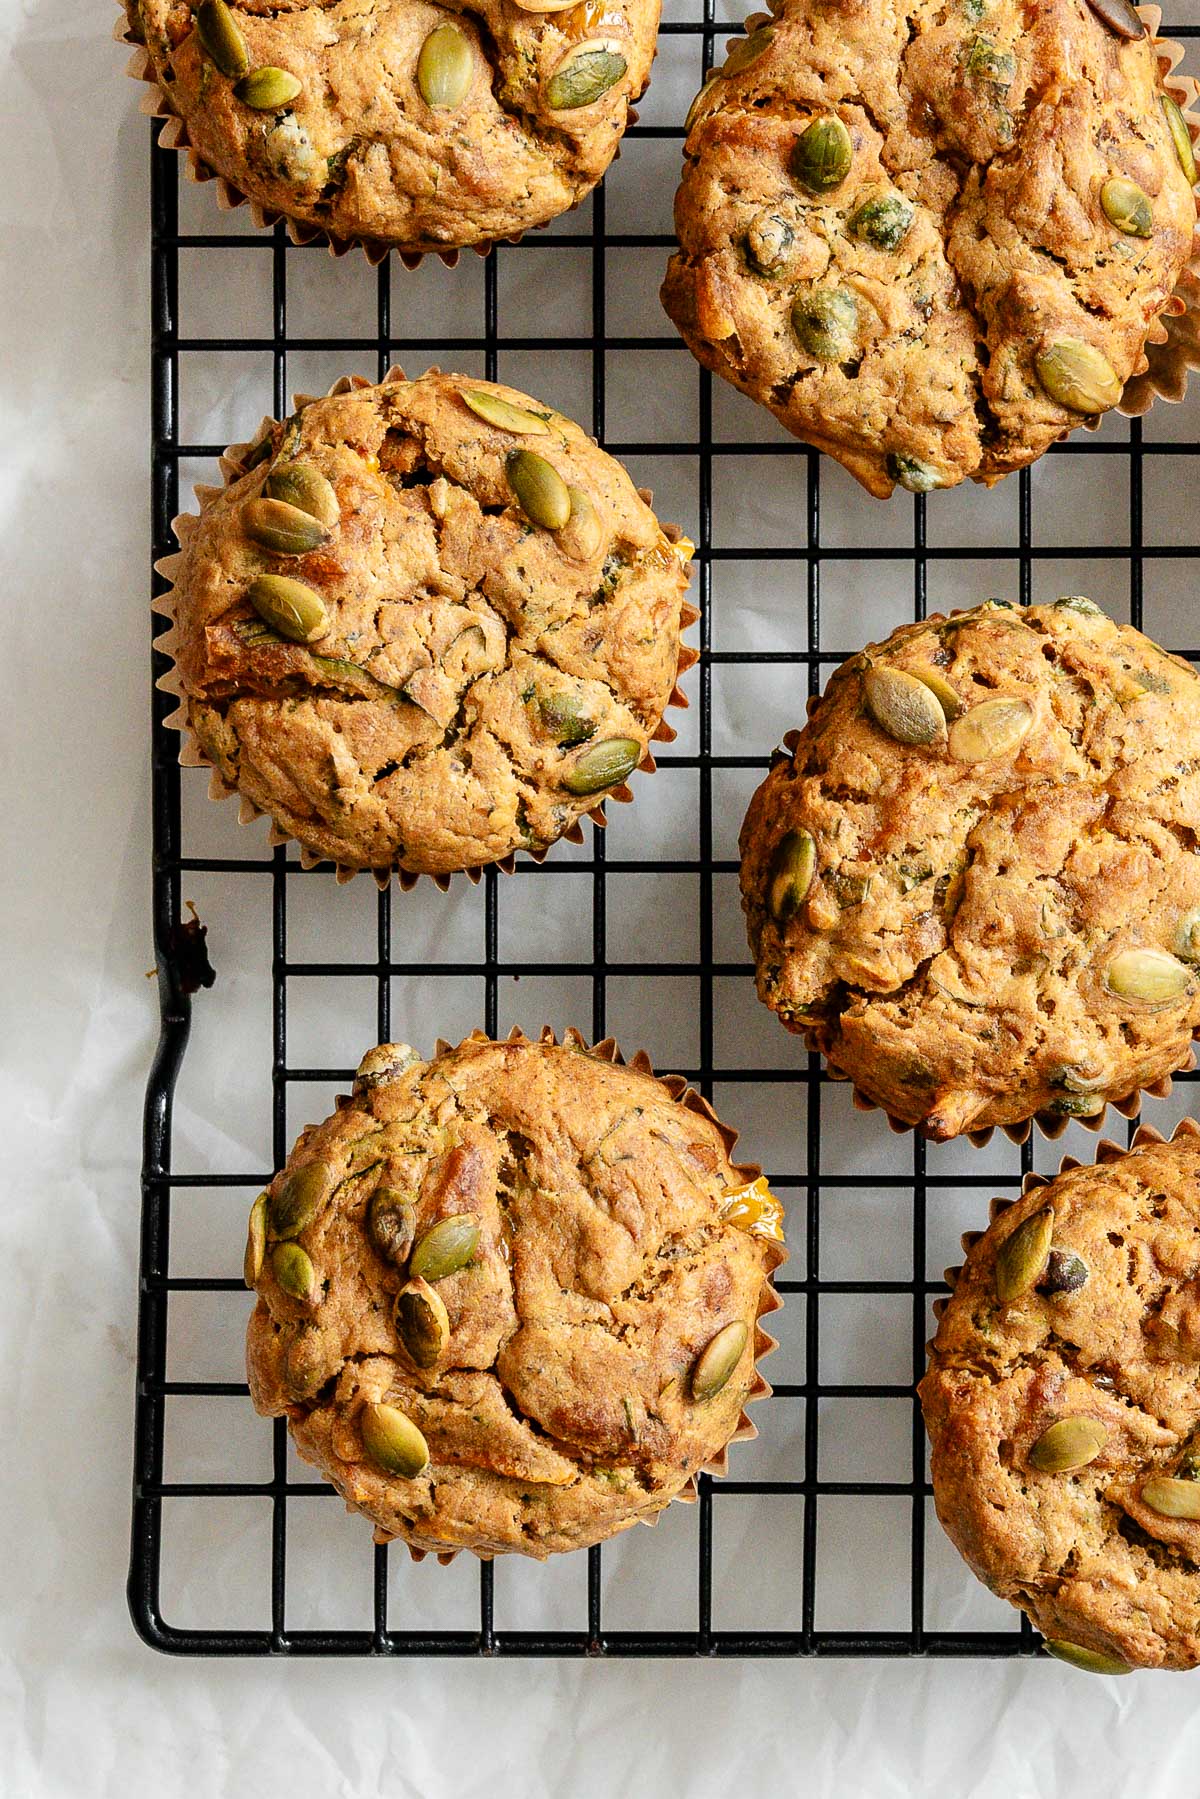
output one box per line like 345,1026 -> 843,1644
244,1192 -> 268,1287
850,193 -> 914,250
247,572 -> 329,644
864,666 -> 947,745
544,41 -> 627,111
791,287 -> 859,361
506,448 -> 571,530
1100,176 -> 1153,237
562,737 -> 641,795
1028,1416 -> 1107,1473
368,1187 -> 416,1266
995,1203 -> 1053,1303
721,24 -> 773,76
1163,94 -> 1198,186
1104,947 -> 1192,1005
1044,1639 -> 1131,1676
410,1215 -> 480,1282
272,1241 -> 317,1303
265,461 -> 340,529
1174,907 -> 1200,962
360,1402 -> 430,1478
683,68 -> 721,134
1052,594 -> 1103,617
269,1162 -> 329,1239
1041,1250 -> 1089,1295
242,496 -> 329,555
691,1320 -> 748,1402
964,34 -> 1016,84
887,453 -> 944,494
914,669 -> 962,720
416,22 -> 473,108
767,829 -> 816,924
195,0 -> 249,80
1049,1092 -> 1106,1117
790,115 -> 852,193
535,689 -> 595,747
234,66 -> 302,110
395,1277 -> 451,1369
948,696 -> 1033,762
1142,1474 -> 1200,1519
462,390 -> 550,435
744,210 -> 795,275
1084,0 -> 1143,34
1035,340 -> 1122,414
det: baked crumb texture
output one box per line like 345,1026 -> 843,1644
156,369 -> 695,881
125,0 -> 660,253
245,1029 -> 785,1560
662,0 -> 1197,495
922,1121 -> 1200,1672
739,599 -> 1200,1142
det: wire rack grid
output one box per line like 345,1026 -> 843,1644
130,0 -> 1200,1656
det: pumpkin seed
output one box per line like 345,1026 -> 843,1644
410,1215 -> 480,1282
1163,94 -> 1198,186
360,1402 -> 430,1478
535,689 -> 595,747
1044,1639 -> 1131,1676
242,496 -> 329,555
744,210 -> 795,275
1174,908 -> 1200,962
247,572 -> 329,644
265,461 -> 340,529
395,1277 -> 451,1369
1035,340 -> 1122,414
1028,1416 -> 1107,1473
269,1162 -> 328,1239
272,1241 -> 318,1304
1104,947 -> 1192,1005
1142,1475 -> 1200,1519
562,737 -> 641,795
791,287 -> 859,361
722,24 -> 773,76
1053,594 -> 1103,617
355,1042 -> 420,1090
462,389 -> 549,435
948,696 -> 1033,762
849,193 -> 914,250
864,666 -> 947,745
914,669 -> 962,720
416,22 -> 473,108
887,453 -> 944,494
195,0 -> 249,79
684,68 -> 721,134
1100,176 -> 1152,237
1040,1250 -> 1089,1295
368,1187 -> 416,1266
995,1203 -> 1053,1303
790,115 -> 852,192
506,448 -> 571,530
1049,1092 -> 1106,1117
559,486 -> 603,560
692,1319 -> 748,1401
1084,0 -> 1143,35
234,66 -> 302,109
767,829 -> 816,924
544,41 -> 627,111
244,1192 -> 268,1287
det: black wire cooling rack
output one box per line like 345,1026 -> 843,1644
131,7 -> 1200,1656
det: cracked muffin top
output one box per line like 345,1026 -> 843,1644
244,1032 -> 785,1559
127,0 -> 659,251
739,598 -> 1200,1141
921,1124 -> 1200,1673
166,370 -> 692,876
661,0 -> 1197,497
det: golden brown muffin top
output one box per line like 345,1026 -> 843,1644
129,0 -> 659,251
921,1124 -> 1200,1672
740,598 -> 1200,1140
245,1032 -> 784,1559
166,371 -> 692,875
662,0 -> 1196,496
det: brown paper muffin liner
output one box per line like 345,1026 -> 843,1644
930,1114 -> 1200,1336
153,367 -> 699,891
308,1023 -> 787,1564
706,4 -> 1200,426
114,4 -> 645,269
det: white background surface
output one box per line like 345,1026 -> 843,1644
7,0 -> 1200,1791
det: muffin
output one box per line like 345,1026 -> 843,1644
661,0 -> 1198,497
244,1029 -> 785,1560
921,1119 -> 1200,1673
157,369 -> 694,880
740,597 -> 1200,1142
124,0 -> 659,255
